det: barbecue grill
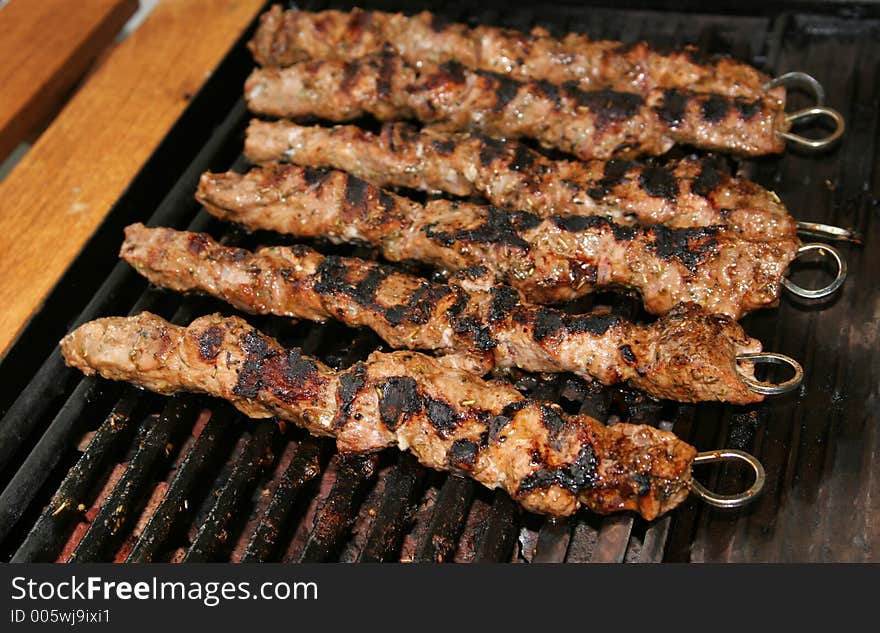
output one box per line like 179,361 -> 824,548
0,0 -> 877,563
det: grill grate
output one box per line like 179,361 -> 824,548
0,1 -> 877,563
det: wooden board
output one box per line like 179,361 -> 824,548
0,0 -> 139,161
0,0 -> 267,359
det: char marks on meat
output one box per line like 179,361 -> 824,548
60,312 -> 697,519
121,223 -> 764,404
249,5 -> 781,105
195,164 -> 800,319
244,52 -> 788,159
244,120 -> 798,241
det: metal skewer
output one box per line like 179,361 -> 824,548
796,221 -> 863,245
736,352 -> 804,396
690,449 -> 766,509
766,71 -> 827,105
767,71 -> 845,151
779,106 -> 846,150
782,242 -> 847,299
764,74 -> 856,240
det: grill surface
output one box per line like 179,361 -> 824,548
1,0 -> 877,563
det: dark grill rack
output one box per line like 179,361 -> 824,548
0,1 -> 877,563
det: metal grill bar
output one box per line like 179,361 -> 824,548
297,454 -> 379,562
412,476 -> 475,563
589,516 -> 636,563
126,406 -> 238,562
68,395 -> 199,562
639,517 -> 673,563
241,437 -> 326,563
0,291 -> 129,484
531,518 -> 574,563
356,455 -> 425,563
0,377 -> 121,546
564,518 -> 601,563
0,287 -> 179,543
11,386 -> 150,562
0,360 -> 77,468
184,421 -> 277,562
472,492 -> 519,563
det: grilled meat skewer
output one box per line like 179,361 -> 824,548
61,311 -> 698,519
122,223 -> 764,404
245,53 -> 787,159
249,5 -> 781,104
245,119 -> 798,241
196,165 -> 800,319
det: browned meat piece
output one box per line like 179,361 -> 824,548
249,5 -> 782,105
195,165 -> 800,319
60,311 -> 698,519
121,223 -> 764,404
244,54 -> 788,159
245,120 -> 798,241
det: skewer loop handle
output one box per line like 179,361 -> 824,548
736,352 -> 803,396
690,449 -> 766,509
767,72 -> 844,150
782,242 -> 847,299
779,106 -> 845,150
796,221 -> 862,245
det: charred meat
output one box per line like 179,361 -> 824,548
121,223 -> 764,404
195,164 -> 800,319
249,5 -> 781,104
61,311 -> 698,519
245,119 -> 798,241
244,53 -> 788,159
